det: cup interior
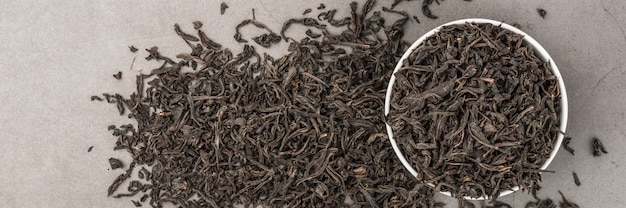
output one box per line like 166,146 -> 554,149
383,18 -> 569,200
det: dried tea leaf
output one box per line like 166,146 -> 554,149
305,29 -> 321,38
87,146 -> 94,152
91,96 -> 103,101
113,71 -> 122,80
562,136 -> 575,155
526,198 -> 556,208
558,191 -> 580,208
131,200 -> 142,207
486,201 -> 512,208
109,158 -> 123,169
532,183 -> 542,200
422,0 -> 438,19
537,8 -> 547,19
303,8 -> 312,15
198,30 -> 221,49
107,162 -> 135,196
220,2 -> 228,15
234,19 -> 273,43
572,172 -> 581,186
192,21 -> 203,29
128,46 -> 138,52
174,23 -> 199,42
413,15 -> 421,24
252,32 -> 282,48
592,137 -> 608,156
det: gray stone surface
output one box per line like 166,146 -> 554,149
1,0 -> 624,207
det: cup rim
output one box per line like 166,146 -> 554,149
383,18 -> 569,200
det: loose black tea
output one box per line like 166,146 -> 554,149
305,29 -> 321,38
108,162 -> 135,196
531,183 -> 542,200
108,158 -> 123,170
558,191 -> 580,208
192,21 -> 203,30
562,136 -> 574,155
303,8 -> 312,15
459,199 -> 475,208
421,0 -> 438,19
537,8 -> 547,19
233,19 -> 275,43
100,1 -> 448,207
592,137 -> 608,156
90,95 -> 103,101
100,1 -> 581,207
526,198 -> 556,208
129,46 -> 138,53
388,22 -> 562,199
317,3 -> 326,10
220,2 -> 228,15
88,146 -> 94,152
572,171 -> 581,186
113,71 -> 122,80
131,200 -> 142,207
485,201 -> 513,208
413,15 -> 421,24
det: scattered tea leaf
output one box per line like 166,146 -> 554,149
91,95 -> 103,101
252,32 -> 281,48
413,15 -> 421,24
128,46 -> 138,52
458,199 -> 475,208
422,0 -> 438,19
108,158 -> 123,170
572,172 -> 581,186
88,146 -> 94,152
537,8 -> 547,19
562,136 -> 575,155
112,71 -> 122,80
558,191 -> 580,208
317,3 -> 326,10
531,183 -> 542,201
107,162 -> 135,196
192,21 -> 203,29
592,137 -> 608,156
198,30 -> 221,50
305,29 -> 321,38
234,19 -> 274,43
303,8 -> 312,15
391,0 -> 404,9
131,200 -> 142,207
140,194 -> 148,202
486,201 -> 513,208
174,23 -> 199,42
220,2 -> 228,15
526,198 -> 556,208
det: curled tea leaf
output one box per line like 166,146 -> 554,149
220,2 -> 228,15
108,158 -> 123,169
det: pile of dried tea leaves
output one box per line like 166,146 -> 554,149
99,0 -> 449,207
98,0 -> 588,207
388,22 -> 561,199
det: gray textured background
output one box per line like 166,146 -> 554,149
1,0 -> 624,207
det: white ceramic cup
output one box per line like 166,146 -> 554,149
383,18 -> 569,200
